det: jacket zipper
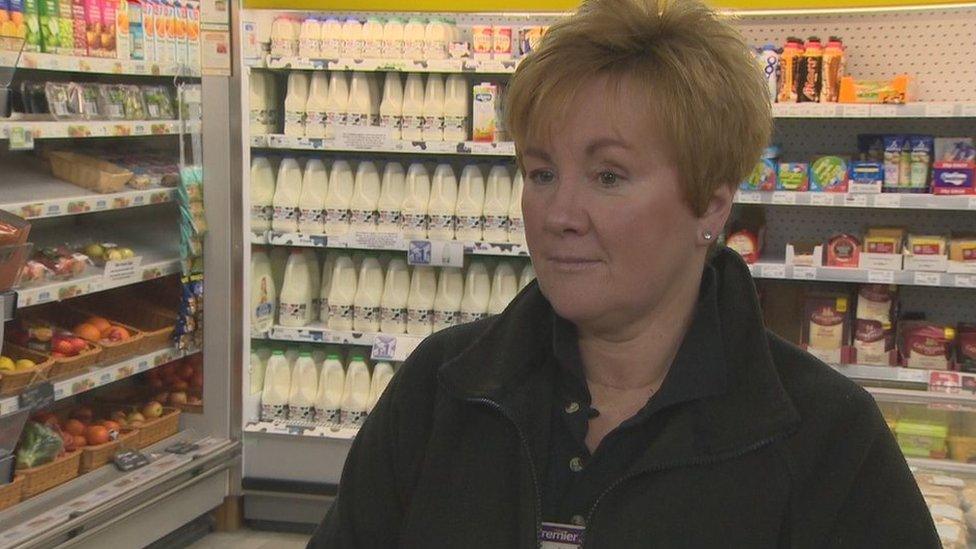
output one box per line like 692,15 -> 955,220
581,432 -> 791,548
468,397 -> 544,549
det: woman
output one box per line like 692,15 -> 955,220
311,0 -> 937,547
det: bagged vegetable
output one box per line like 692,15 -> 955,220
16,421 -> 65,469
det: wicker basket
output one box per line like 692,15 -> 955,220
17,450 -> 82,499
0,345 -> 52,396
0,476 -> 24,512
45,308 -> 145,364
49,152 -> 133,194
44,341 -> 103,380
70,304 -> 175,354
134,407 -> 180,449
79,429 -> 140,473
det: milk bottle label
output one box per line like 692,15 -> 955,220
315,407 -> 340,424
460,311 -> 487,324
299,207 -> 325,227
289,404 -> 315,421
261,402 -> 288,421
433,309 -> 458,328
347,113 -> 369,127
364,39 -> 381,58
402,213 -> 427,232
326,111 -> 347,127
380,306 -> 406,325
380,114 -> 403,131
355,305 -> 379,323
509,217 -> 524,234
299,38 -> 321,58
306,111 -> 326,129
405,39 -> 424,59
350,209 -> 377,226
284,110 -> 305,128
319,300 -> 330,322
341,409 -> 367,428
407,308 -> 432,325
425,42 -> 447,60
444,115 -> 467,134
402,115 -> 422,136
280,301 -> 308,323
323,38 -> 340,57
382,40 -> 403,57
271,38 -> 298,58
325,208 -> 350,225
274,206 -> 298,226
377,210 -> 402,230
421,115 -> 444,133
457,215 -> 483,233
329,304 -> 354,323
484,215 -> 508,233
251,204 -> 273,227
429,214 -> 455,233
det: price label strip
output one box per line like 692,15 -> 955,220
407,240 -> 465,268
113,449 -> 151,472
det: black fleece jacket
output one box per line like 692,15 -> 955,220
310,248 -> 939,548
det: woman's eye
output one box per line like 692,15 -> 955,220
598,171 -> 620,187
529,169 -> 556,185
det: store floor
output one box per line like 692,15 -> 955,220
187,529 -> 310,549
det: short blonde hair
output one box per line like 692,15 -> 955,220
506,0 -> 771,215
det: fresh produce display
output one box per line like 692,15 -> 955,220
7,318 -> 91,358
15,422 -> 65,469
16,81 -> 177,121
72,314 -> 131,345
32,405 -> 130,452
81,242 -> 136,265
145,354 -> 203,408
20,245 -> 90,285
0,355 -> 37,373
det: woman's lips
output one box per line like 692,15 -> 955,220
547,256 -> 601,272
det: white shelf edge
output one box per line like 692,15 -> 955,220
16,51 -> 201,77
250,134 -> 515,156
261,55 -> 518,74
0,120 -> 200,140
1,187 -> 178,221
0,346 -> 197,418
15,257 -> 182,308
735,190 -> 976,212
243,419 -> 359,441
907,457 -> 976,476
259,230 -> 529,257
748,262 -> 976,289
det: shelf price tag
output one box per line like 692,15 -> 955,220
962,104 -> 976,118
8,127 -> 34,151
913,272 -> 941,286
969,197 -> 976,210
955,275 -> 976,288
809,193 -> 834,206
736,191 -> 761,204
925,103 -> 955,117
759,264 -> 786,279
868,270 -> 895,283
113,449 -> 151,472
18,382 -> 55,412
870,105 -> 898,117
873,194 -> 901,208
842,104 -> 871,117
844,195 -> 868,208
792,266 -> 817,280
406,240 -> 464,268
771,192 -> 796,205
103,256 -> 143,283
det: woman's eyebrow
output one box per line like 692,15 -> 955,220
585,138 -> 632,156
522,147 -> 553,162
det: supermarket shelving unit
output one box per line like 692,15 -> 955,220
0,48 -> 240,547
236,2 -> 976,529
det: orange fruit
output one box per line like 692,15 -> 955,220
85,425 -> 110,446
73,435 -> 88,449
64,418 -> 86,436
73,323 -> 102,342
87,316 -> 111,334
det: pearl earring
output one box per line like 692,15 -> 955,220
703,230 -> 713,241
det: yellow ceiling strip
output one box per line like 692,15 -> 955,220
243,0 -> 969,11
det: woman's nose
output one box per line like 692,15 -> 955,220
541,181 -> 590,236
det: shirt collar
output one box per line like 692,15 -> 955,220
550,263 -> 729,414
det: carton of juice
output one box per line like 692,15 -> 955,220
57,0 -> 73,53
2,0 -> 23,40
185,0 -> 197,69
172,0 -> 184,66
99,0 -> 115,58
154,0 -> 169,64
83,0 -> 101,56
472,82 -> 497,143
0,1 -> 10,38
126,0 -> 143,59
141,0 -> 153,62
38,0 -> 59,52
23,0 -> 40,51
116,0 -> 129,59
71,0 -> 86,55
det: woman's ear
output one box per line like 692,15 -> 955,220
700,184 -> 735,240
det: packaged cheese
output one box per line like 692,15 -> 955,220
864,227 -> 904,254
853,285 -> 897,366
900,321 -> 955,370
908,234 -> 947,257
825,233 -> 860,268
802,292 -> 850,364
949,234 -> 976,263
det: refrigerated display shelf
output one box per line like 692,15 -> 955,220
0,432 -> 236,549
748,262 -> 976,289
243,419 -> 359,440
0,346 -> 195,418
259,325 -> 424,362
735,190 -> 976,211
906,457 -> 976,476
771,102 -> 976,118
260,55 -> 519,74
15,52 -> 201,77
16,256 -> 182,308
1,159 -> 176,220
261,230 -> 528,257
251,134 -> 516,156
0,120 -> 200,141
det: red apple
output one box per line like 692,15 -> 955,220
104,326 -> 130,342
52,338 -> 76,355
169,391 -> 188,405
69,337 -> 87,354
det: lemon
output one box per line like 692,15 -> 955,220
0,356 -> 14,372
15,359 -> 35,371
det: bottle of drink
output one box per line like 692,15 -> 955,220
362,17 -> 384,58
455,165 -> 486,242
270,247 -> 288,291
380,258 -> 410,334
302,249 -> 321,323
421,73 -> 445,142
407,266 -> 437,336
379,72 -> 403,139
298,158 -> 328,234
250,157 -> 276,233
427,164 -> 458,241
401,73 -> 425,141
443,74 -> 469,142
250,349 -> 267,395
325,71 -> 350,138
508,171 -> 525,244
285,346 -> 300,366
341,355 -> 371,427
249,71 -> 276,135
459,260 -> 490,324
424,17 -> 448,60
367,362 -> 394,413
340,17 -> 364,58
519,262 -> 536,291
403,17 -> 426,60
319,253 -> 335,323
299,17 -> 322,59
401,163 -> 431,239
272,158 -> 303,233
349,161 -> 381,233
432,266 -> 463,331
261,350 -> 291,421
304,71 -> 330,138
353,256 -> 384,332
327,254 -> 358,331
347,71 -> 373,128
270,15 -> 299,58
321,17 -> 342,58
314,353 -> 345,425
283,71 -> 310,137
279,250 -> 311,327
324,159 -> 354,236
488,261 -> 518,314
251,248 -> 277,334
377,162 -> 406,233
288,352 -> 318,421
382,17 -> 404,58
483,165 -> 512,243
367,73 -> 382,127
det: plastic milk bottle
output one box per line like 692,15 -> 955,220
288,352 -> 318,421
427,164 -> 458,241
488,261 -> 518,314
349,161 -> 381,232
261,350 -> 291,420
272,158 -> 302,233
304,71 -> 330,138
508,171 -> 525,244
327,254 -> 358,331
406,266 -> 437,336
421,73 -> 445,142
432,266 -> 463,331
401,73 -> 425,141
341,355 -> 371,427
324,160 -> 354,236
401,163 -> 431,239
250,248 -> 277,334
279,250 -> 311,327
379,72 -> 404,139
298,158 -> 328,234
325,71 -> 350,138
379,258 -> 410,334
455,165 -> 486,241
284,71 -> 310,137
443,74 -> 469,142
353,256 -> 384,332
321,17 -> 342,58
459,260 -> 490,323
377,162 -> 406,233
250,157 -> 276,233
483,165 -> 512,243
368,362 -> 394,413
315,353 -> 345,424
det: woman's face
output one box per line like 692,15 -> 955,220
520,76 -> 731,332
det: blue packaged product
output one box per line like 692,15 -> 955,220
908,135 -> 934,192
882,135 -> 907,191
857,134 -> 884,162
849,161 -> 883,194
740,158 -> 777,191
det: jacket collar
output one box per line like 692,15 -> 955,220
438,247 -> 800,463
